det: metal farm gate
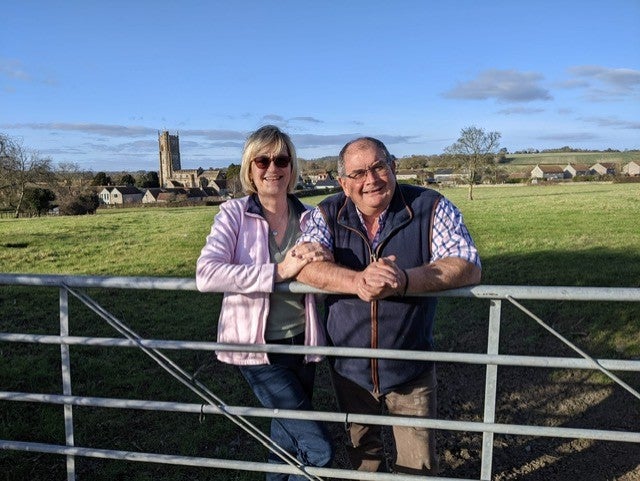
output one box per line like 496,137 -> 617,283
1,273 -> 639,480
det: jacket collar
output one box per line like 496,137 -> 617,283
337,183 -> 413,236
247,193 -> 307,218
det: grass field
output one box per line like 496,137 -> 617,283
1,182 -> 639,480
2,183 -> 639,285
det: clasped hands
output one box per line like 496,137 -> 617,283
276,242 -> 333,282
356,255 -> 407,302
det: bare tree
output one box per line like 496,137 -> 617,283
444,126 -> 501,200
0,134 -> 53,217
53,162 -> 93,206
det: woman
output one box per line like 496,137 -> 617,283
196,125 -> 333,480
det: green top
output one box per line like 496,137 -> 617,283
264,199 -> 306,341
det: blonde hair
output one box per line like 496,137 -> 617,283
239,125 -> 299,194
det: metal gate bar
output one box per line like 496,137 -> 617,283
1,273 -> 639,481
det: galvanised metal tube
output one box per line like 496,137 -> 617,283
1,273 -> 639,302
1,333 -> 639,371
0,440 -> 476,481
2,273 -> 639,480
3,392 -> 640,444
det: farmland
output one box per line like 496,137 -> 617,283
1,182 -> 639,480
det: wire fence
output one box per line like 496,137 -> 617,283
1,273 -> 639,480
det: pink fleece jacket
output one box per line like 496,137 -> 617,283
196,195 -> 325,365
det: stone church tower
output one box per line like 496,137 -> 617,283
156,130 -> 226,194
158,131 -> 181,187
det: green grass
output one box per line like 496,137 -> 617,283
441,183 -> 640,286
0,206 -> 217,276
1,183 -> 639,479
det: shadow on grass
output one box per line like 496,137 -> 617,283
432,248 -> 640,480
1,246 -> 639,480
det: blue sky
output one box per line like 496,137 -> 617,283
1,0 -> 639,172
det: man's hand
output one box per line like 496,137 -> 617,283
356,255 -> 406,301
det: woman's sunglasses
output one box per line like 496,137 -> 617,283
252,155 -> 291,169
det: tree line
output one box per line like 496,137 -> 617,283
1,127 -> 504,216
300,127 -> 502,200
0,133 -> 169,217
1,134 -> 98,217
26,125 -> 624,216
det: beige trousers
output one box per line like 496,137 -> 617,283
331,363 -> 439,475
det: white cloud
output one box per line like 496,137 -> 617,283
1,122 -> 157,137
537,132 -> 599,142
443,69 -> 552,103
261,114 -> 286,123
0,58 -> 31,81
0,122 -> 252,142
497,107 -> 545,115
290,116 -> 323,124
566,65 -> 640,101
580,116 -> 640,130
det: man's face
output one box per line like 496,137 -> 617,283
338,141 -> 396,217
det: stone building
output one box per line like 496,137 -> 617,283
158,131 -> 182,188
158,131 -> 227,194
530,164 -> 565,181
98,186 -> 144,205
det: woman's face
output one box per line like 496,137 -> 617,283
250,143 -> 292,197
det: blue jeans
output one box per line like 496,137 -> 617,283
239,338 -> 333,481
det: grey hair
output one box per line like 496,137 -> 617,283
337,137 -> 394,177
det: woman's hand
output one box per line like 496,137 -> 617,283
356,255 -> 406,301
275,242 -> 333,282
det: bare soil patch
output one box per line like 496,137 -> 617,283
322,362 -> 639,480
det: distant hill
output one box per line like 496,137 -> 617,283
504,151 -> 640,166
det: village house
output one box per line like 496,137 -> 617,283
590,162 -> 617,176
307,171 -> 333,183
98,186 -> 144,205
434,168 -> 465,184
395,170 -> 418,181
154,187 -> 211,203
313,178 -> 340,190
622,161 -> 640,176
141,188 -> 163,203
530,165 -> 565,181
164,168 -> 227,194
563,163 -> 591,178
304,171 -> 341,190
507,171 -> 530,182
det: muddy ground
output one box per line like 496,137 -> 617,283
324,362 -> 640,480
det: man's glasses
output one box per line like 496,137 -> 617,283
344,161 -> 389,181
252,155 -> 291,169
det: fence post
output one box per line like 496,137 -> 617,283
480,299 -> 501,480
59,287 -> 76,481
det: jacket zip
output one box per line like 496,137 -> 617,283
331,188 -> 422,394
369,248 -> 380,394
335,195 -> 414,394
339,222 -> 381,393
368,227 -> 406,394
339,221 -> 410,394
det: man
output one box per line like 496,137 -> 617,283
296,137 -> 481,475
